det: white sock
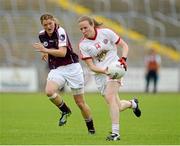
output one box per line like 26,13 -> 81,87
112,123 -> 119,135
131,99 -> 137,109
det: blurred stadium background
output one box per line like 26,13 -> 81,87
0,0 -> 180,92
1,1 -> 180,145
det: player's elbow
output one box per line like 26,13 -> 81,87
58,47 -> 67,57
61,52 -> 66,57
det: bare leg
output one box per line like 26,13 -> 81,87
73,94 -> 91,119
104,81 -> 119,124
104,81 -> 120,135
74,94 -> 95,134
45,80 -> 71,126
116,95 -> 132,112
45,80 -> 62,106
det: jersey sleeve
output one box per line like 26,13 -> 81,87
104,28 -> 121,44
57,28 -> 67,47
79,43 -> 92,60
39,35 -> 43,43
38,30 -> 45,43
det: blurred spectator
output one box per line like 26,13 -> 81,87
145,49 -> 161,93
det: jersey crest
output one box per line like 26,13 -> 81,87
95,42 -> 101,49
96,50 -> 109,62
43,41 -> 48,47
60,34 -> 65,41
103,39 -> 108,44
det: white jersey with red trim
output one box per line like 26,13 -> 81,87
79,28 -> 121,68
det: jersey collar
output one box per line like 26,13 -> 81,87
87,28 -> 97,40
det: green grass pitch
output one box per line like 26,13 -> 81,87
0,92 -> 180,145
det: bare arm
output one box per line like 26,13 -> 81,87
117,39 -> 129,58
116,39 -> 129,71
33,42 -> 67,57
84,58 -> 107,74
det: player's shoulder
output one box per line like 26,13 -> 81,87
98,27 -> 119,39
57,26 -> 66,34
97,27 -> 112,32
79,37 -> 90,49
97,27 -> 116,36
39,29 -> 45,36
79,37 -> 88,45
57,26 -> 65,31
79,37 -> 85,46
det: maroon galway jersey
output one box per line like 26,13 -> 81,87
39,27 -> 79,70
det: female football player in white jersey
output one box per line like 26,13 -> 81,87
33,14 -> 95,134
78,16 -> 141,141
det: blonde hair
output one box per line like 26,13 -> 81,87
78,15 -> 103,27
40,13 -> 59,26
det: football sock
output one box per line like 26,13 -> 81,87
58,101 -> 71,113
130,99 -> 137,109
112,123 -> 119,134
85,118 -> 95,131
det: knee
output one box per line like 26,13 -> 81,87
45,89 -> 53,97
45,88 -> 56,98
105,95 -> 116,105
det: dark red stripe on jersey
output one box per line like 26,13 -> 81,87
115,37 -> 121,44
87,28 -> 97,40
81,57 -> 92,60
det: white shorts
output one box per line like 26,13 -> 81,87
94,74 -> 123,95
47,63 -> 84,94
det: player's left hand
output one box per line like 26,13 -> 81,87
118,57 -> 127,71
41,53 -> 48,62
104,67 -> 110,75
33,43 -> 47,53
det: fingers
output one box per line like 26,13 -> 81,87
105,67 -> 110,75
34,50 -> 41,52
121,63 -> 127,71
33,43 -> 39,49
123,65 -> 127,71
41,54 -> 48,62
33,42 -> 45,52
42,57 -> 48,62
33,43 -> 42,48
118,58 -> 128,71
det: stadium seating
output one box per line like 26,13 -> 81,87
0,0 -> 179,68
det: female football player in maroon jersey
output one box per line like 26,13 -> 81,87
33,14 -> 95,134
